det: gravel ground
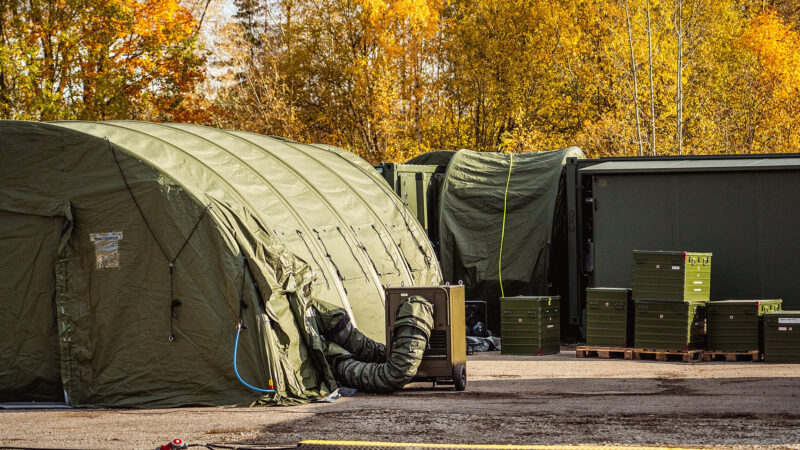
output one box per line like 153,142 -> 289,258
1,350 -> 799,449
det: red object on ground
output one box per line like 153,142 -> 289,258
158,437 -> 187,450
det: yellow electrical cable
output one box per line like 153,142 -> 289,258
498,153 -> 514,298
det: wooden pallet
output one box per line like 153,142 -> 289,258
631,348 -> 704,362
702,350 -> 761,362
575,346 -> 633,360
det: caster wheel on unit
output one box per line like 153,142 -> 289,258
453,363 -> 467,391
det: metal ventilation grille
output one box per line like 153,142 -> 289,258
424,329 -> 447,359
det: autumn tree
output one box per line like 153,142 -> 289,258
211,0 -> 800,161
740,9 -> 800,151
212,15 -> 303,140
0,0 -> 207,121
214,0 -> 444,163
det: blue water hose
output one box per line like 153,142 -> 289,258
233,325 -> 276,393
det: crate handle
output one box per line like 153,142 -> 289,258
640,306 -> 649,312
527,311 -> 537,317
503,310 -> 512,316
614,303 -> 624,310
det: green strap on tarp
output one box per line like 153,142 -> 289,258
498,154 -> 514,298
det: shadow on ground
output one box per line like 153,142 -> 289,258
241,376 -> 800,448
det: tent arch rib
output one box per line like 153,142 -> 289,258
289,142 -> 419,278
203,129 -> 385,288
308,144 -> 436,272
49,121 -> 215,220
167,124 -> 386,291
71,121 -> 259,219
70,121 -> 291,272
100,121 -> 355,315
226,129 -> 415,285
115,122 -> 329,264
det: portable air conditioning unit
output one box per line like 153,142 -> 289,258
385,284 -> 467,390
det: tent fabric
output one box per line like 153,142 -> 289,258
438,148 -> 583,332
0,211 -> 64,402
406,150 -> 457,167
0,120 -> 440,408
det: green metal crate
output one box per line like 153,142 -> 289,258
763,311 -> 800,363
500,296 -> 560,355
634,299 -> 706,351
586,288 -> 633,348
632,250 -> 711,302
708,300 -> 782,352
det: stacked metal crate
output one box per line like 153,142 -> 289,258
707,300 -> 782,353
763,311 -> 800,363
500,296 -> 560,355
585,288 -> 633,348
632,251 -> 711,352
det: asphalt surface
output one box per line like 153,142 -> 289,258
1,350 -> 799,449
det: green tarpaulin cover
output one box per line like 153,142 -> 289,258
438,148 -> 583,331
406,150 -> 456,167
0,120 -> 440,407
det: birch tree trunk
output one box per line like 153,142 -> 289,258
676,0 -> 684,155
646,0 -> 657,155
625,0 -> 644,156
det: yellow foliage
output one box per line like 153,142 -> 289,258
0,0 -> 206,121
7,0 -> 800,158
741,10 -> 800,150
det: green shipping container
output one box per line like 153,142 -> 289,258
763,311 -> 800,363
632,250 -> 711,302
707,300 -> 782,352
500,296 -> 560,355
374,163 -> 443,239
586,288 -> 633,347
634,299 -> 706,351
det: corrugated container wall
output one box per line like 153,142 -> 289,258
581,160 -> 800,310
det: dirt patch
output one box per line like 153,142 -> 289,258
1,352 -> 800,449
245,410 -> 800,448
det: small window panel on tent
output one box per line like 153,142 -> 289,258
89,231 -> 123,269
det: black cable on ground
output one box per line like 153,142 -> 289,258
202,444 -> 296,450
0,444 -> 296,450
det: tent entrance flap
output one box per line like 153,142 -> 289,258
0,211 -> 64,402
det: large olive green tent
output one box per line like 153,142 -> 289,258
437,148 -> 583,332
0,120 -> 440,407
